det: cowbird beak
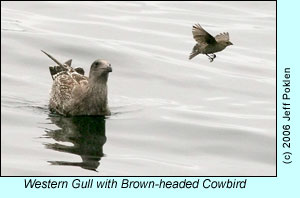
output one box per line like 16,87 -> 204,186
228,41 -> 233,45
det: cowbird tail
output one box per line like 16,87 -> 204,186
189,44 -> 200,60
189,52 -> 199,60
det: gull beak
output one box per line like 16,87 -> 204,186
107,66 -> 112,72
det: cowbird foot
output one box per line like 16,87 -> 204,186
206,54 -> 214,62
212,54 -> 216,58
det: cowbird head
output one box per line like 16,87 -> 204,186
89,59 -> 112,81
219,40 -> 233,48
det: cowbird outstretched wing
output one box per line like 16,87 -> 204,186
215,32 -> 230,42
192,24 -> 217,45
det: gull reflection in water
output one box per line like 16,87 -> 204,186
44,115 -> 107,171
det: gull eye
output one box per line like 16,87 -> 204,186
93,62 -> 100,69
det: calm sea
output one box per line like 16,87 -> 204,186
1,1 -> 276,176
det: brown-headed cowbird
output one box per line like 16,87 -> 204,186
189,24 -> 233,62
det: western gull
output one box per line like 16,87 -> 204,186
42,50 -> 112,116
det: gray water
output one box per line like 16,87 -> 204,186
1,1 -> 276,176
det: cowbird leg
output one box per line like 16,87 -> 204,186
206,54 -> 214,62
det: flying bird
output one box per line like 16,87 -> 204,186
42,50 -> 112,116
189,24 -> 233,62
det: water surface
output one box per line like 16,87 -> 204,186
1,1 -> 276,176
